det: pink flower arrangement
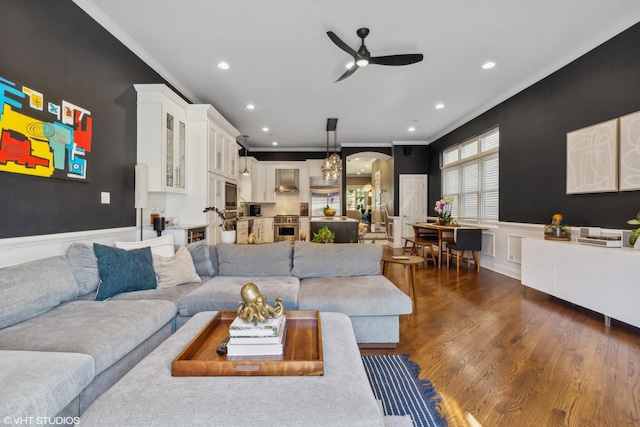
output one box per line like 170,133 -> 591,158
434,196 -> 453,221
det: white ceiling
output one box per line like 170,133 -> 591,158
74,0 -> 640,152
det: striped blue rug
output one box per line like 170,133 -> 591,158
362,354 -> 447,427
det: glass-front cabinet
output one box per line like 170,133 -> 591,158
165,112 -> 186,191
135,84 -> 188,194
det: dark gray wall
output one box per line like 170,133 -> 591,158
0,0 -> 168,238
427,22 -> 640,228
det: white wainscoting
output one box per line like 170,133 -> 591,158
0,227 -> 138,268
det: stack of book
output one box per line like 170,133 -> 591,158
227,315 -> 287,356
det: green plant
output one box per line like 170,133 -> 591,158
312,225 -> 335,243
627,212 -> 640,246
203,206 -> 233,231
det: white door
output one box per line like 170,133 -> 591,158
399,175 -> 427,238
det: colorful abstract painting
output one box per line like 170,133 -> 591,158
0,73 -> 92,180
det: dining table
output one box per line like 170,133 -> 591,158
413,222 -> 486,268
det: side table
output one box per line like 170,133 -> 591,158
381,254 -> 423,312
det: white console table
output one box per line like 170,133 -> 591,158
521,237 -> 640,328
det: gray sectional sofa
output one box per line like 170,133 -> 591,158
0,239 -> 411,425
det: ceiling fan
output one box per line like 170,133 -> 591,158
327,28 -> 423,82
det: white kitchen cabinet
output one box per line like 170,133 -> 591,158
252,163 -> 266,203
521,237 -> 640,328
263,217 -> 274,243
225,136 -> 239,180
264,166 -> 277,203
135,84 -> 188,194
253,218 -> 264,244
207,173 -> 226,244
236,220 -> 249,244
211,131 -> 225,174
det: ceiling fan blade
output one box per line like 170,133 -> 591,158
369,54 -> 424,66
335,64 -> 359,82
327,31 -> 358,57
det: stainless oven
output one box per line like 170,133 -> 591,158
224,182 -> 237,215
274,215 -> 299,242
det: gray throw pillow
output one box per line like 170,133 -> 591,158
186,241 -> 215,276
65,242 -> 100,295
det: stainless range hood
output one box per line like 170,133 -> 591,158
310,176 -> 340,193
275,169 -> 299,193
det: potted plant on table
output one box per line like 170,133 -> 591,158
627,212 -> 640,249
434,196 -> 453,225
203,206 -> 236,243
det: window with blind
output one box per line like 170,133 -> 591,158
441,128 -> 499,223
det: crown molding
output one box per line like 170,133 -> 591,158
72,0 -> 202,105
426,7 -> 640,144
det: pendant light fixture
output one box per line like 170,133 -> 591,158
241,135 -> 250,176
321,118 -> 340,180
321,129 -> 332,180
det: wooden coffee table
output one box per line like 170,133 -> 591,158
381,254 -> 424,312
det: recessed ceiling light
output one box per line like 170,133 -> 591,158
246,104 -> 255,110
435,103 -> 444,109
482,61 -> 496,69
272,141 -> 278,146
408,127 -> 416,132
262,127 -> 269,132
354,158 -> 360,161
217,62 -> 230,70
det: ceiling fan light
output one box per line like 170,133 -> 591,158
346,61 -> 355,69
356,58 -> 369,67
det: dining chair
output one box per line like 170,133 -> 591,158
446,228 -> 482,272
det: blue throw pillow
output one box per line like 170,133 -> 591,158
93,244 -> 157,301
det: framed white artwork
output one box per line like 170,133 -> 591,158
566,118 -> 618,194
619,110 -> 640,191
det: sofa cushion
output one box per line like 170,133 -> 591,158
152,246 -> 201,288
66,242 -> 100,295
115,234 -> 175,257
94,244 -> 157,301
292,242 -> 382,278
298,276 -> 412,316
0,350 -> 95,420
186,241 -> 215,276
178,276 -> 300,316
0,256 -> 79,329
216,241 -> 293,276
110,281 -> 203,305
0,299 -> 176,374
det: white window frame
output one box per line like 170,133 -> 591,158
441,128 -> 499,223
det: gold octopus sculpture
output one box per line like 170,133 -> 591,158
236,282 -> 284,325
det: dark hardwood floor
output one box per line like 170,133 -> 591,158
362,247 -> 640,427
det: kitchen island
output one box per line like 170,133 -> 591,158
310,217 -> 360,243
